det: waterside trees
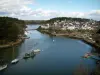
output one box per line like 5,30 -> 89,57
0,17 -> 26,45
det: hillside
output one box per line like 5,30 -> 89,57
0,17 -> 26,45
42,17 -> 100,30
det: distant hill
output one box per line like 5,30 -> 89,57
24,20 -> 46,24
42,17 -> 100,30
45,17 -> 94,23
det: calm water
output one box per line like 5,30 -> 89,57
0,25 -> 97,75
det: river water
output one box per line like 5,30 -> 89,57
0,25 -> 97,75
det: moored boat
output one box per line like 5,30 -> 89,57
33,49 -> 40,53
25,31 -> 28,35
23,49 -> 40,59
11,59 -> 19,64
0,64 -> 7,71
23,53 -> 30,59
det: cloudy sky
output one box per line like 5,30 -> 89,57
0,0 -> 100,20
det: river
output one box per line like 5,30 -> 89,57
0,25 -> 98,75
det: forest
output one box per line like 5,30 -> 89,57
0,17 -> 26,44
24,20 -> 45,24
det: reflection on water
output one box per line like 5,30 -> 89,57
0,25 -> 99,75
0,46 -> 19,63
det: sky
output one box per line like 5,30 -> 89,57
0,0 -> 100,20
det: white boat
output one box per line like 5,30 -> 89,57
11,59 -> 19,64
0,64 -> 7,71
33,49 -> 40,53
25,31 -> 28,35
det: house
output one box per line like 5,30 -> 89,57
41,24 -> 50,29
67,26 -> 76,30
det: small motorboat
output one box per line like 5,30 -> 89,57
11,59 -> 19,64
33,49 -> 40,53
0,64 -> 7,71
23,53 -> 30,59
25,31 -> 28,35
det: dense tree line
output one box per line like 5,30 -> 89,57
24,20 -> 46,24
0,17 -> 26,44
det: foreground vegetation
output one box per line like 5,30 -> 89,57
0,17 -> 26,45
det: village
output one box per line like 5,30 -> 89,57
41,19 -> 98,30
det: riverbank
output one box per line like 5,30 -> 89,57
0,39 -> 24,49
38,29 -> 100,51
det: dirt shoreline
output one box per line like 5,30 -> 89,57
39,30 -> 100,51
0,39 -> 24,49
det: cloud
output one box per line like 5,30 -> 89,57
29,9 -> 87,19
0,0 -> 34,17
88,10 -> 100,17
29,9 -> 100,20
0,0 -> 100,20
85,10 -> 100,20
